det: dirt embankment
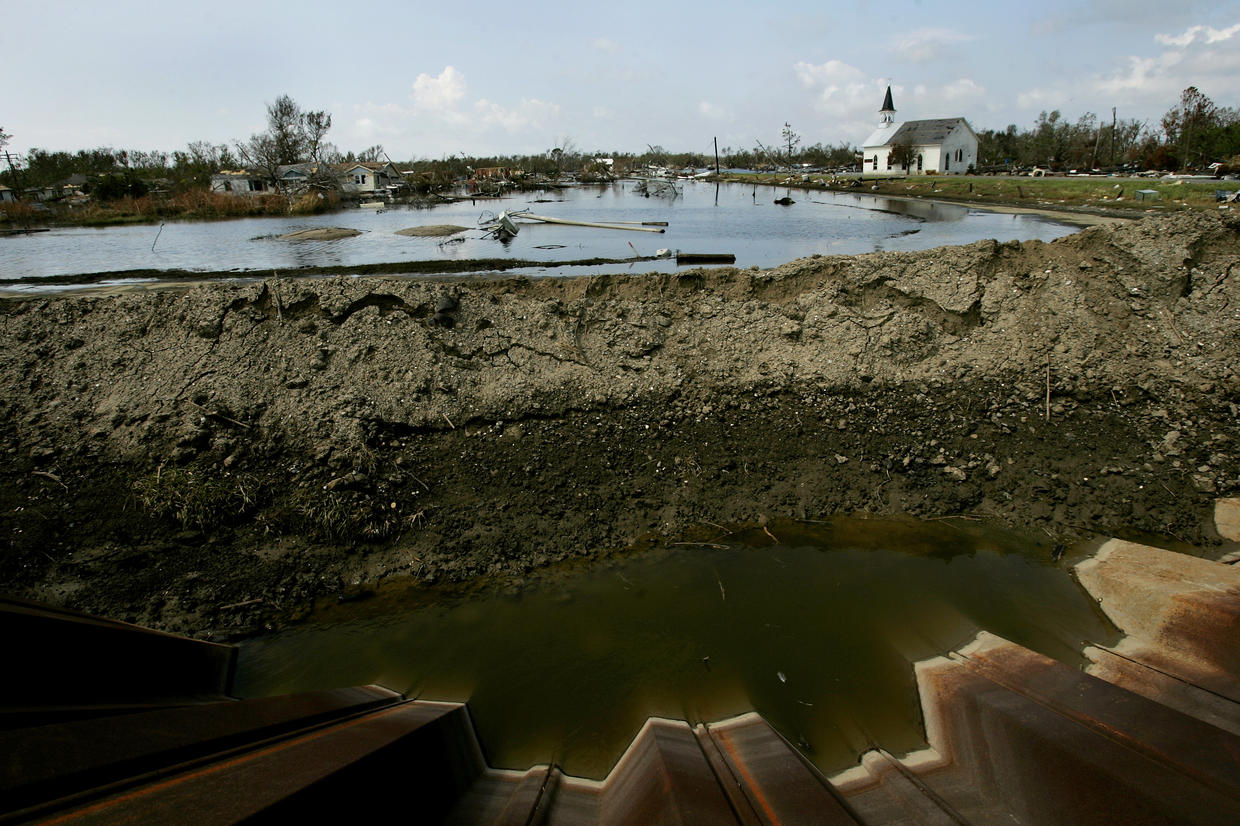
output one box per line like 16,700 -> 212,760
1,212 -> 1238,637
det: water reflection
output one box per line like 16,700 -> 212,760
232,516 -> 1116,779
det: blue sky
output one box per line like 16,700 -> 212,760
4,0 -> 1239,161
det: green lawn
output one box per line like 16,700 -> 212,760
720,172 -> 1240,213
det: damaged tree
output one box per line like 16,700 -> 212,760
236,95 -> 334,191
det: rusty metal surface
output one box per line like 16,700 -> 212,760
36,701 -> 476,825
1074,539 -> 1240,699
700,713 -> 862,825
954,632 -> 1240,799
2,686 -> 402,818
0,598 -> 237,711
445,766 -> 556,826
597,718 -> 741,825
833,749 -> 965,826
912,636 -> 1240,825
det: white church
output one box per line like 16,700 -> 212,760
862,87 -> 978,176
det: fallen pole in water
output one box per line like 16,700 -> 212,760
511,212 -> 666,233
676,253 -> 736,264
604,220 -> 669,226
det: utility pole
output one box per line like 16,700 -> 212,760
1110,107 -> 1117,170
4,151 -> 26,198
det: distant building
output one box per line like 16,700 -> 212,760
339,162 -> 404,195
210,170 -> 273,195
212,161 -> 405,198
862,87 -> 978,176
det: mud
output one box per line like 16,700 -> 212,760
1,212 -> 1238,638
276,228 -> 362,241
395,225 -> 471,237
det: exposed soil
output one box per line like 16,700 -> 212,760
275,227 -> 363,241
2,212 -> 1238,639
395,225 -> 471,237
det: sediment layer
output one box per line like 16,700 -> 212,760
1,211 -> 1237,635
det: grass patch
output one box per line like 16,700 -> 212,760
720,171 -> 1240,213
133,465 -> 260,531
262,487 -> 420,542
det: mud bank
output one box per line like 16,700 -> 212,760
2,212 -> 1238,637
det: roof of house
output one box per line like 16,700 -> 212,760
212,169 -> 266,178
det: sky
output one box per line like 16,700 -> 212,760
4,0 -> 1240,162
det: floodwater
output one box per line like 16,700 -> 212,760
0,181 -> 1078,283
232,516 -> 1117,779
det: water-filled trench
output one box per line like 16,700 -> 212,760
233,516 -> 1117,779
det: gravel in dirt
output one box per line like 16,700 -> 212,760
1,211 -> 1237,638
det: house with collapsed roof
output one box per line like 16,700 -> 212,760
209,170 -> 275,195
862,87 -> 978,176
213,162 -> 405,197
339,162 -> 404,195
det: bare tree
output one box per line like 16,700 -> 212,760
304,110 -> 333,163
781,122 -> 802,167
267,94 -> 306,165
358,144 -> 386,163
235,132 -> 282,188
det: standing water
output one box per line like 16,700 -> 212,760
232,516 -> 1117,779
1,181 -> 1077,283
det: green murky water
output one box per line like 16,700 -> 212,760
232,516 -> 1118,778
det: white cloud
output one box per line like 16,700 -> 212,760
795,59 -> 983,142
939,78 -> 987,103
593,106 -> 615,120
889,27 -> 974,63
794,61 -> 893,143
1155,22 -> 1240,47
412,66 -> 467,112
1034,0 -> 1208,35
1019,21 -> 1240,114
592,37 -> 620,54
794,59 -> 866,88
697,101 -> 727,119
474,98 -> 560,132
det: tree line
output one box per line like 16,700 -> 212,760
6,86 -> 1239,201
976,86 -> 1240,173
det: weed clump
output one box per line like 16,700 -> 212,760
133,466 -> 259,531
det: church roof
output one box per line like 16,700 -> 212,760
862,122 -> 901,149
863,117 -> 972,148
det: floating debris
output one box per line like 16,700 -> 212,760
676,253 -> 736,265
478,210 -> 519,240
509,211 -> 665,234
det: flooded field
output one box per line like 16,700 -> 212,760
0,181 -> 1078,282
232,516 -> 1118,779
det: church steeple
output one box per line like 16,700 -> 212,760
880,86 -> 896,124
